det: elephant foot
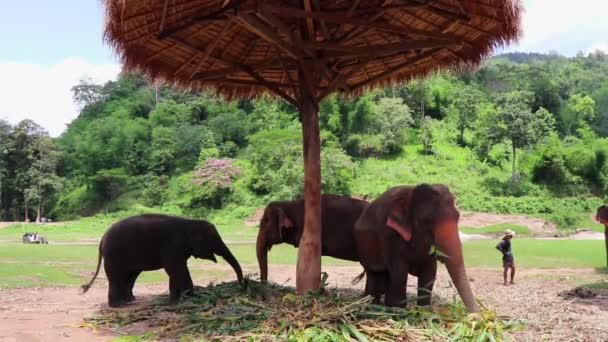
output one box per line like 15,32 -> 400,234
108,300 -> 129,308
126,295 -> 136,303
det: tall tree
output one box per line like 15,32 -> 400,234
446,85 -> 484,145
561,94 -> 596,136
479,91 -> 556,179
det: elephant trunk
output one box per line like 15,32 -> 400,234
434,221 -> 479,313
217,241 -> 243,283
256,233 -> 269,282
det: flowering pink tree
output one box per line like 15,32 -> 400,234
192,158 -> 241,189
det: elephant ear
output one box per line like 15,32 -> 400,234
278,208 -> 294,230
385,196 -> 413,242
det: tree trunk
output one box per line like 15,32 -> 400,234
511,142 -> 517,180
296,75 -> 322,294
605,227 -> 608,269
459,123 -> 465,146
36,204 -> 41,223
24,200 -> 29,223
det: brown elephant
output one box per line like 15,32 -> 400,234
256,194 -> 369,282
354,184 -> 479,312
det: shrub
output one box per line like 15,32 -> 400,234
247,129 -> 353,200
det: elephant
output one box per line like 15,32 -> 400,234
81,214 -> 243,307
354,184 -> 479,312
256,194 -> 369,282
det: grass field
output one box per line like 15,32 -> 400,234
1,236 -> 605,289
0,216 -> 257,243
460,223 -> 532,236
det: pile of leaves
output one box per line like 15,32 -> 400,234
83,277 -> 522,341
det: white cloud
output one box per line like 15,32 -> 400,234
0,57 -> 120,137
508,0 -> 608,55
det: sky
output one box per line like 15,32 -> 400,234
1,0 -> 607,137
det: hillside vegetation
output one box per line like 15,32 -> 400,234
1,52 -> 607,229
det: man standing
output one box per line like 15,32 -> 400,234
496,229 -> 516,286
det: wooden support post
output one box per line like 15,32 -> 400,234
296,68 -> 322,294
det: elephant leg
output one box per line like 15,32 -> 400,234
164,259 -> 194,304
104,259 -> 129,308
364,271 -> 388,304
125,271 -> 141,302
107,272 -> 128,307
416,259 -> 437,306
385,264 -> 408,308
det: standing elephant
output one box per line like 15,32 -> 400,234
355,184 -> 479,312
81,214 -> 243,307
256,194 -> 369,282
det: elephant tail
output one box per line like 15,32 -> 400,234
80,236 -> 103,294
351,271 -> 366,285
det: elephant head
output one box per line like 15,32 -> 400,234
256,203 -> 296,282
596,205 -> 608,224
386,184 -> 479,313
189,223 -> 243,283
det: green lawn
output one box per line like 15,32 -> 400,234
0,217 -> 258,243
461,223 -> 531,237
577,215 -> 606,233
463,239 -> 605,268
1,238 -> 606,289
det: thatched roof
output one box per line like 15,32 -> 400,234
103,0 -> 522,104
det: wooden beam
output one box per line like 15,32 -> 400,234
256,9 -> 334,85
350,48 -> 440,91
192,57 -> 282,80
317,58 -> 369,100
222,78 -> 297,88
303,0 -> 315,40
407,0 -> 470,21
317,40 -> 457,58
296,67 -> 322,295
240,65 -> 298,106
158,0 -> 171,34
157,0 -> 245,39
312,0 -> 330,41
188,20 -> 233,78
236,13 -> 303,60
261,4 -> 464,43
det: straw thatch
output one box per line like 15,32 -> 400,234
103,0 -> 522,103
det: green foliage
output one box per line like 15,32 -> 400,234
247,129 -> 353,200
561,94 -> 596,135
5,52 -> 608,226
420,116 -> 435,155
150,126 -> 177,174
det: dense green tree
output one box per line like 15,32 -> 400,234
480,91 -> 556,179
561,94 -> 595,135
445,85 -> 484,145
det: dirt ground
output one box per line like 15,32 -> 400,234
460,212 -> 558,235
1,265 -> 607,342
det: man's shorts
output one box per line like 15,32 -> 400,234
503,258 -> 514,268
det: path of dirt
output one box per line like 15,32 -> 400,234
460,212 -> 558,235
1,265 -> 607,341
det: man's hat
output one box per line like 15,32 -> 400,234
501,229 -> 516,239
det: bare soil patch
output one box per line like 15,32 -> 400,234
460,212 -> 557,236
1,265 -> 607,341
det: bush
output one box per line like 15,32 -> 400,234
247,129 -> 353,200
141,173 -> 168,206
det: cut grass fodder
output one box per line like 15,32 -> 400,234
84,276 -> 523,341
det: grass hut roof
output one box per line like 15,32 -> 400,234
103,0 -> 522,103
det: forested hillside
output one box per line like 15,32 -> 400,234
1,51 -> 607,228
